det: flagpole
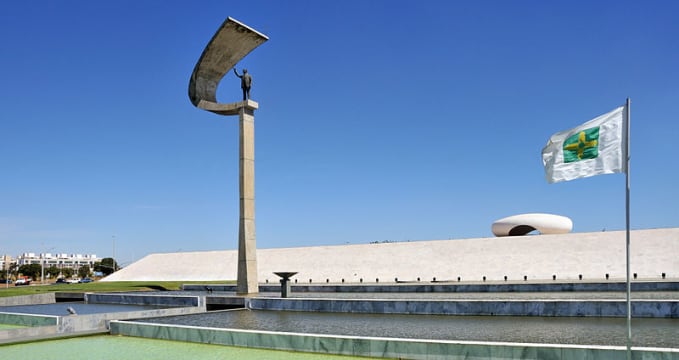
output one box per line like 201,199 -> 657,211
625,97 -> 632,360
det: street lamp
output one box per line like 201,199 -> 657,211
41,254 -> 45,284
6,262 -> 16,288
112,235 -> 116,271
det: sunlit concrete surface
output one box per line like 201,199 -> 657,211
102,228 -> 679,283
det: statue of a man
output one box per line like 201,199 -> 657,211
233,68 -> 252,100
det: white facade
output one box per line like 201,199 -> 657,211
15,252 -> 99,270
1,255 -> 11,271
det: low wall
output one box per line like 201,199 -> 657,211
0,293 -> 207,341
0,325 -> 59,343
86,293 -> 201,307
0,305 -> 207,344
58,306 -> 207,333
0,312 -> 57,327
184,281 -> 679,293
205,296 -> 245,308
0,313 -> 59,344
0,293 -> 55,306
248,298 -> 679,318
110,320 -> 679,360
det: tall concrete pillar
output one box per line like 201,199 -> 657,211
237,102 -> 258,294
188,100 -> 260,294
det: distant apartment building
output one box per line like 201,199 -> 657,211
15,253 -> 100,270
1,255 -> 12,271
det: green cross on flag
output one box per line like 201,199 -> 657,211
563,127 -> 599,163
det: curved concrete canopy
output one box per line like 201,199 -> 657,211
492,213 -> 573,237
188,17 -> 268,114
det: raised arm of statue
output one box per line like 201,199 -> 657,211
233,68 -> 242,78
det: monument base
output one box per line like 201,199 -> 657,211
197,99 -> 258,116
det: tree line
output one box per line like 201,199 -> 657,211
2,257 -> 118,282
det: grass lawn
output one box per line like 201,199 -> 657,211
0,280 -> 234,298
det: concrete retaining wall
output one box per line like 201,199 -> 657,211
58,306 -> 207,333
0,293 -> 207,340
86,293 -> 201,307
0,326 -> 59,343
184,281 -> 679,293
110,320 -> 679,359
0,312 -> 58,327
249,298 -> 679,318
0,293 -> 55,306
0,313 -> 59,344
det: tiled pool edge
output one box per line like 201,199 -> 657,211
0,313 -> 59,343
0,306 -> 206,344
0,312 -> 58,327
0,291 -> 207,344
59,305 -> 207,332
109,320 -> 679,360
86,293 -> 201,307
183,281 -> 679,293
0,293 -> 56,306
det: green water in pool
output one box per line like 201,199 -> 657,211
0,334 -> 378,359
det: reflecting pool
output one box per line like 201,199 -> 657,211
0,334 -> 374,360
140,309 -> 679,348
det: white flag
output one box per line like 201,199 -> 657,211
542,105 -> 627,183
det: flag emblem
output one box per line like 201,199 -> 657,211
563,127 -> 599,163
542,105 -> 626,183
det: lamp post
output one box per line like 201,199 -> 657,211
112,235 -> 117,271
6,262 -> 16,289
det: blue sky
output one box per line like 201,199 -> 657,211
1,1 -> 677,266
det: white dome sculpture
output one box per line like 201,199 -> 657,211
492,213 -> 573,237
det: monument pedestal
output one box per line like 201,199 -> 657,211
193,100 -> 260,294
232,100 -> 259,295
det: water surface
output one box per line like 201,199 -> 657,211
140,309 -> 679,348
0,335 -> 371,360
